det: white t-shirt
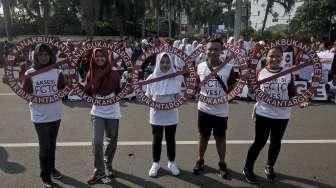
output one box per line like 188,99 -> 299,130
26,68 -> 62,123
197,61 -> 233,117
149,94 -> 179,126
318,50 -> 334,83
318,50 -> 334,71
297,53 -> 313,81
255,68 -> 292,119
91,93 -> 122,119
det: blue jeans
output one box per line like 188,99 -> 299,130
91,115 -> 119,173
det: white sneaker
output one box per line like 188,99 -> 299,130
149,162 -> 160,177
168,161 -> 180,176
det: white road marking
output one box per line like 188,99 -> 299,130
0,139 -> 336,148
0,93 -> 16,96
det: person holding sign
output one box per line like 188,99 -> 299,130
242,47 -> 308,184
22,44 -> 65,188
318,42 -> 335,83
146,52 -> 183,177
85,48 -> 121,184
193,38 -> 237,178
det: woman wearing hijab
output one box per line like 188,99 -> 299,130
192,40 -> 199,51
85,48 -> 121,185
146,52 -> 183,177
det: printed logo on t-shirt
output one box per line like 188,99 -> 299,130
198,62 -> 231,98
34,79 -> 58,95
262,77 -> 289,100
204,76 -> 225,96
27,69 -> 59,97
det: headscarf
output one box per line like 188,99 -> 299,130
146,52 -> 183,96
192,41 -> 199,51
85,48 -> 121,96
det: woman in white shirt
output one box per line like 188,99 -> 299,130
146,52 -> 183,177
22,43 -> 65,188
243,47 -> 301,184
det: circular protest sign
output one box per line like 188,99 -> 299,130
4,36 -> 76,103
197,43 -> 249,105
248,38 -> 322,107
132,45 -> 197,110
71,40 -> 133,105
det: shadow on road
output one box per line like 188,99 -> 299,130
0,147 -> 26,174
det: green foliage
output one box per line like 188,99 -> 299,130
290,0 -> 336,40
5,0 -> 332,40
0,0 -> 238,37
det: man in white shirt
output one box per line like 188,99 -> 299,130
193,38 -> 237,179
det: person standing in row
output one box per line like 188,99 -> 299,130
146,52 -> 184,177
22,44 -> 65,188
243,47 -> 308,184
85,48 -> 122,185
193,38 -> 237,178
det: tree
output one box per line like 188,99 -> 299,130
223,0 -> 234,28
1,0 -> 16,40
42,0 -> 50,34
51,0 -> 81,34
290,0 -> 336,40
0,0 -> 244,38
79,0 -> 98,40
261,0 -> 296,33
97,0 -> 113,21
166,0 -> 172,37
149,0 -> 161,36
133,0 -> 146,37
14,0 -> 56,34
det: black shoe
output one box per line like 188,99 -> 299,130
265,165 -> 275,180
193,159 -> 205,174
42,177 -> 54,188
87,170 -> 107,185
218,162 -> 229,178
51,169 -> 63,180
242,167 -> 257,184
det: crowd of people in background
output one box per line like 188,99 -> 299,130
1,35 -> 336,103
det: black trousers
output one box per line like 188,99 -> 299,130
34,120 -> 61,179
151,124 -> 177,162
245,115 -> 288,169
